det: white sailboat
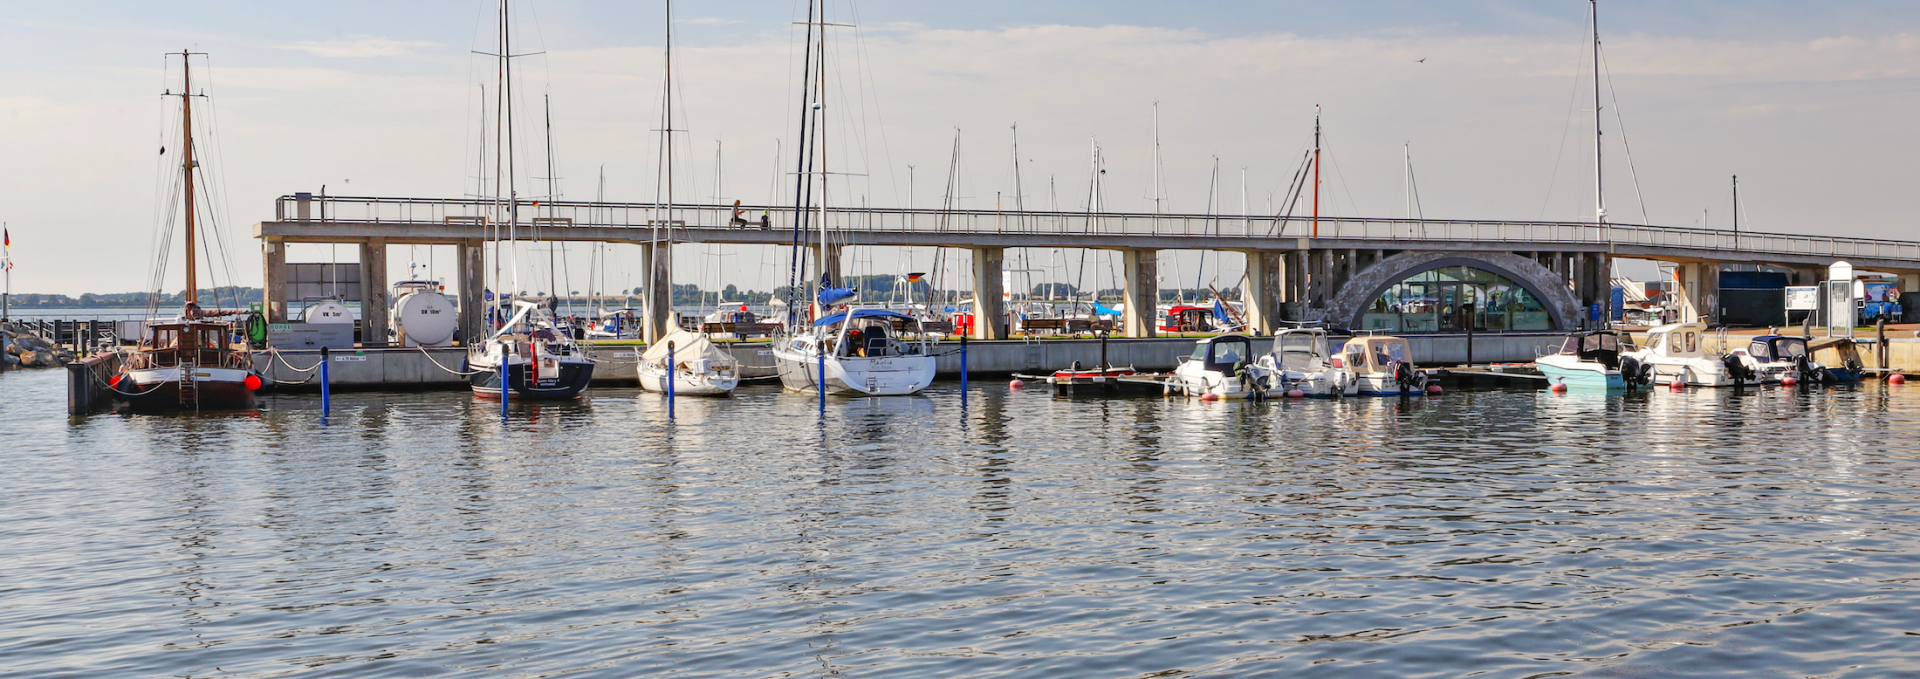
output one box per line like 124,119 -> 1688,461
639,327 -> 739,395
771,0 -> 936,396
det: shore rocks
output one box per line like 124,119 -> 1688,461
1,322 -> 77,368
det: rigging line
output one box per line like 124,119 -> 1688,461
1322,143 -> 1363,224
845,2 -> 900,207
1537,13 -> 1593,221
1597,39 -> 1652,225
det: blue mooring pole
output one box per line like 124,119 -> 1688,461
818,349 -> 827,415
501,350 -> 510,421
666,340 -> 676,420
959,334 -> 969,405
319,345 -> 331,424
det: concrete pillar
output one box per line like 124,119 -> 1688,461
641,241 -> 674,343
1243,250 -> 1283,335
1122,249 -> 1158,338
1286,249 -> 1310,319
458,239 -> 485,345
1673,262 -> 1720,324
1596,253 -> 1613,324
971,246 -> 1007,339
1315,249 -> 1335,310
359,237 -> 389,346
262,237 -> 288,323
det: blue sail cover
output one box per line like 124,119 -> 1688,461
1212,299 -> 1231,324
818,286 -> 856,306
1092,302 -> 1121,316
813,309 -> 917,327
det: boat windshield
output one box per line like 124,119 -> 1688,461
1278,333 -> 1326,371
1776,339 -> 1808,360
1207,337 -> 1251,371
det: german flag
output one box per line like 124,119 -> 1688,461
906,272 -> 924,282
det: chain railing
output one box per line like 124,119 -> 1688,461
273,195 -> 1920,263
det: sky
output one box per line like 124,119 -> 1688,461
3,1 -> 1918,297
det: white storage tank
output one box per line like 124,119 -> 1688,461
390,281 -> 458,347
301,298 -> 354,324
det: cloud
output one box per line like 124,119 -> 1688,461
278,35 -> 442,58
679,17 -> 742,26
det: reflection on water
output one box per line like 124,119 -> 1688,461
5,369 -> 1920,677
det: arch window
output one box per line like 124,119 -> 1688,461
1359,265 -> 1553,332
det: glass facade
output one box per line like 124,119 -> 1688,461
1356,265 -> 1554,332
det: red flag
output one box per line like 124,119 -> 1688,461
4,227 -> 9,249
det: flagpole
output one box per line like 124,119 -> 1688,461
3,222 -> 10,322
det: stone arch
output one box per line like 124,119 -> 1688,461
1324,251 -> 1580,331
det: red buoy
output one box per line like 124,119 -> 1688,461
109,374 -> 123,388
1008,379 -> 1025,390
244,374 -> 263,391
1780,375 -> 1799,387
1551,381 -> 1568,393
1426,384 -> 1444,395
1199,392 -> 1221,401
1668,378 -> 1685,390
1891,373 -> 1908,385
1286,389 -> 1306,398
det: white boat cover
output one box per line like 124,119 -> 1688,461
643,329 -> 738,367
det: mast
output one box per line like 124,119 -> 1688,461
1311,104 -> 1321,239
1591,0 -> 1606,227
179,51 -> 199,305
544,93 -> 560,310
784,0 -> 819,321
1150,102 -> 1162,215
1732,174 -> 1740,247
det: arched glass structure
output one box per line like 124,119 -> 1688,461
1356,265 -> 1554,332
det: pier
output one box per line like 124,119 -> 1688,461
256,194 -> 1920,346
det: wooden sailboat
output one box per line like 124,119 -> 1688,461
114,51 -> 260,411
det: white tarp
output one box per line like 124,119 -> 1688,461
643,329 -> 737,366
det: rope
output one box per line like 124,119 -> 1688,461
417,345 -> 486,376
268,348 -> 323,373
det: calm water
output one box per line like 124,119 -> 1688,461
5,369 -> 1920,678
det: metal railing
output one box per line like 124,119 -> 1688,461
273,194 -> 1920,263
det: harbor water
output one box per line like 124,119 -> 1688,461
5,368 -> 1920,677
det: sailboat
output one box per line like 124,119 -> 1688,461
114,51 -> 261,411
462,0 -> 594,400
633,0 -> 738,397
770,0 -> 937,396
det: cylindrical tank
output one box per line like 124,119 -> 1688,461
391,285 -> 458,347
301,299 -> 354,325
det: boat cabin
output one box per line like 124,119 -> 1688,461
1185,334 -> 1253,373
132,321 -> 243,370
1558,330 -> 1625,369
1159,306 -> 1216,333
1335,336 -> 1413,375
1274,329 -> 1333,372
818,309 -> 930,358
1745,335 -> 1809,364
1641,323 -> 1709,359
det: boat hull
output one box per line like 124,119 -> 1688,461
466,359 -> 594,400
773,347 -> 935,396
120,366 -> 257,411
1537,362 -> 1625,390
638,365 -> 738,396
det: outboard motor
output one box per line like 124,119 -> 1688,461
1393,362 -> 1416,396
1618,356 -> 1646,389
1722,353 -> 1753,386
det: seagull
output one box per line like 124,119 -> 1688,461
1417,58 -> 1427,63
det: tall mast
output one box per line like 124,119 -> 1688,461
1732,174 -> 1739,247
544,93 -> 559,306
1591,0 -> 1606,227
179,51 -> 198,305
1312,104 -> 1321,238
1150,102 -> 1162,215
814,0 -> 829,303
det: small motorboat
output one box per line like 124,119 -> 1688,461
1264,327 -> 1356,397
1333,335 -> 1435,395
1808,337 -> 1866,382
1620,322 -> 1748,387
1169,333 -> 1280,399
1536,329 -> 1648,390
638,327 -> 740,396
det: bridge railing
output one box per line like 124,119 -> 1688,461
273,195 -> 1920,262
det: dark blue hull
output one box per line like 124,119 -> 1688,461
465,359 -> 593,400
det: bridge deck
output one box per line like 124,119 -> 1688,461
257,195 -> 1920,272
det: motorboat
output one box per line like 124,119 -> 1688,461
465,301 -> 595,400
773,309 -> 937,396
1809,337 -> 1866,382
1733,335 -> 1862,384
585,308 -> 643,340
117,305 -> 260,411
639,327 -> 739,396
1170,333 -> 1280,399
1620,322 -> 1748,387
1264,327 -> 1356,397
1536,329 -> 1648,390
1333,335 -> 1435,395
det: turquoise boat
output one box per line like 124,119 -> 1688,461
1535,330 -> 1645,391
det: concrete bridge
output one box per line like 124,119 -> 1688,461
255,194 -> 1920,344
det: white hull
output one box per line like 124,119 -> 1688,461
1634,357 -> 1736,387
638,364 -> 738,395
1280,369 -> 1357,397
772,344 -> 935,396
